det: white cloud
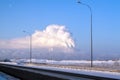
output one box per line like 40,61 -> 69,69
0,24 -> 75,52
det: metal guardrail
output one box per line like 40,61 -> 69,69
0,63 -> 119,80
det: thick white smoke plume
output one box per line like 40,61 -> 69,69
32,24 -> 75,48
0,24 -> 75,52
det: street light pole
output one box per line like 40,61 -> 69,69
23,31 -> 32,63
77,1 -> 93,67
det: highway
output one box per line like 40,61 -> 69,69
0,63 -> 119,80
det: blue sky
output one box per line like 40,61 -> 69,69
0,0 -> 120,58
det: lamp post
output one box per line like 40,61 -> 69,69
23,31 -> 32,63
77,1 -> 93,67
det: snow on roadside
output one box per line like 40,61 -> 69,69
25,64 -> 120,79
9,59 -> 120,67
